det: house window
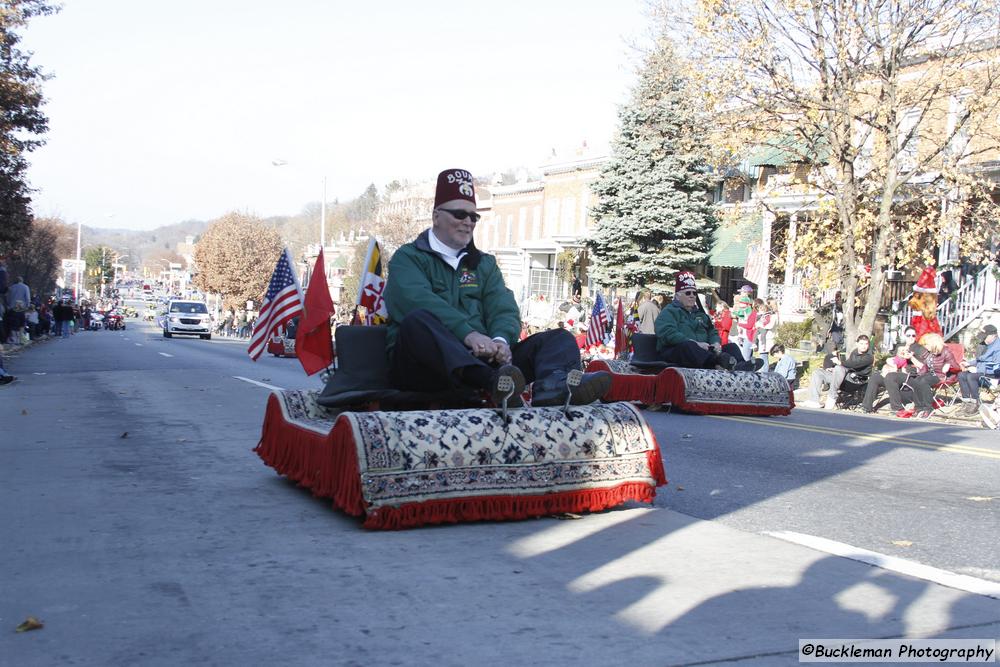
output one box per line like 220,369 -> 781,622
544,199 -> 560,238
898,108 -> 920,172
947,91 -> 971,161
561,196 -> 576,234
528,267 -> 558,302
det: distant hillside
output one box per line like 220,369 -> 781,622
76,220 -> 209,267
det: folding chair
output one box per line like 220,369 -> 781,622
835,372 -> 869,410
929,343 -> 964,416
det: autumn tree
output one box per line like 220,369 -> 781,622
672,0 -> 1000,341
0,0 -> 58,256
587,35 -> 719,288
6,216 -> 59,294
193,212 -> 283,310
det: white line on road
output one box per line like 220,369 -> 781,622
765,530 -> 1000,600
158,352 -> 174,357
233,376 -> 284,391
135,343 -> 143,347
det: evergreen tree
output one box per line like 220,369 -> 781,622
0,1 -> 58,256
587,37 -> 718,288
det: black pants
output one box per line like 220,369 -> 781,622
389,309 -> 581,392
958,372 -> 982,400
869,371 -> 915,412
907,374 -> 940,411
656,340 -> 744,369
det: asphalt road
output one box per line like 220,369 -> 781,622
2,319 -> 997,666
647,407 -> 1000,582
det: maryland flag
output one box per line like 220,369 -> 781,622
356,237 -> 388,326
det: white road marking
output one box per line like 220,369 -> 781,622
158,352 -> 173,357
765,530 -> 1000,600
135,343 -> 143,347
233,376 -> 284,391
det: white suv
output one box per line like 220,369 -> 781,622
163,300 -> 212,339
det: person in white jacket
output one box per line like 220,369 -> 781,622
756,299 -> 779,368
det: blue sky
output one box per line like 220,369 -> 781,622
23,0 -> 649,230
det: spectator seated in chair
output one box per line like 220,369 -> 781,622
885,332 -> 958,419
954,324 -> 1000,417
767,344 -> 798,389
862,326 -> 922,414
653,270 -> 757,372
801,334 -> 874,409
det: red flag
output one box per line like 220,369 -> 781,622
295,249 -> 335,375
614,297 -> 625,355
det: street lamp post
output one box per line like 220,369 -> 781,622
74,220 -> 82,300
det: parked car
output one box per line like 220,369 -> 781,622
163,300 -> 212,339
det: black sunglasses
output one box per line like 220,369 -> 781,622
437,208 -> 481,223
904,332 -> 917,337
679,290 -> 696,296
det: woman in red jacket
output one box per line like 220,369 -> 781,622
713,302 -> 733,345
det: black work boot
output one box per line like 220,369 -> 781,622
532,370 -> 612,407
316,326 -> 395,407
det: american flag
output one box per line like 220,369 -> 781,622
248,248 -> 304,361
586,292 -> 609,347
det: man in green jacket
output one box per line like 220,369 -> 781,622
655,271 -> 754,371
384,168 -> 610,407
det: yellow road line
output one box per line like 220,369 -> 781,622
709,414 -> 1000,460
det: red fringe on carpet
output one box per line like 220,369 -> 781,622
363,480 -> 661,530
585,360 -> 660,404
254,395 -> 364,516
255,394 -> 668,530
653,368 -> 793,416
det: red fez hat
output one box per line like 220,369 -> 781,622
434,168 -> 476,208
913,266 -> 937,293
675,271 -> 697,293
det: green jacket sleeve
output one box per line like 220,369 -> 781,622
706,315 -> 721,345
655,307 -> 686,347
479,261 -> 520,343
385,249 -> 477,343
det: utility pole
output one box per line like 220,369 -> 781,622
74,220 -> 82,300
321,176 -> 327,250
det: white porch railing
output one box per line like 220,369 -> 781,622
885,264 -> 1000,350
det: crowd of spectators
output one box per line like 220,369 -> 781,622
213,308 -> 257,339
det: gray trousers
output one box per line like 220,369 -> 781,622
808,366 -> 849,403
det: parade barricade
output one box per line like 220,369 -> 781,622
255,390 -> 667,530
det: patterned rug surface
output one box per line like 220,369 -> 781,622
661,367 -> 794,415
669,367 -> 792,407
265,390 -> 666,526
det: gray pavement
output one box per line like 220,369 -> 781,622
1,323 -> 998,666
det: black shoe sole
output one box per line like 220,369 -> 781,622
491,365 -> 526,408
569,372 -> 612,405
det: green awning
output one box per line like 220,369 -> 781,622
709,217 -> 762,268
740,133 -> 831,175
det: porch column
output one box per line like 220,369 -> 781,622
759,209 -> 774,299
938,188 -> 962,266
784,213 -> 797,285
781,213 -> 799,313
